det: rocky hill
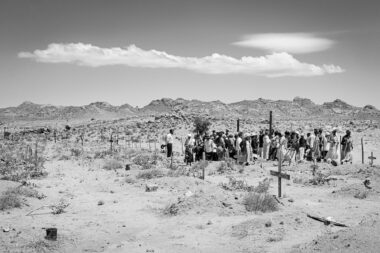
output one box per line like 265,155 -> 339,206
0,97 -> 379,122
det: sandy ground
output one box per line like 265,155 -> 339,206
1,134 -> 380,253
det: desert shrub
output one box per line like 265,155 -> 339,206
102,159 -> 123,170
216,161 -> 228,174
125,177 -> 137,184
58,154 -> 70,161
163,203 -> 179,216
9,186 -> 45,199
94,150 -> 113,159
23,238 -> 57,252
70,148 -> 82,157
50,199 -> 70,215
167,166 -> 189,177
243,192 -> 278,213
220,177 -> 254,191
254,179 -> 270,193
0,142 -> 46,182
193,117 -> 211,135
136,169 -> 165,180
191,161 -> 209,175
132,153 -> 154,170
0,190 -> 22,210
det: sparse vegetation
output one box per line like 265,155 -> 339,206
0,186 -> 44,211
243,192 -> 278,213
243,179 -> 278,213
136,169 -> 165,179
102,159 -> 123,170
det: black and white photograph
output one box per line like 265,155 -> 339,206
1,0 -> 380,252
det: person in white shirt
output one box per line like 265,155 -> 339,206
204,135 -> 214,161
263,130 -> 271,160
166,129 -> 174,158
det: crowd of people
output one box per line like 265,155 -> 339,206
166,127 -> 354,166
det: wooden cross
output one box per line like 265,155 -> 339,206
368,152 -> 376,167
270,150 -> 290,197
311,161 -> 319,176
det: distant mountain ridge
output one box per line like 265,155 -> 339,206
0,97 -> 378,121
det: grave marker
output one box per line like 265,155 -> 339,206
368,152 -> 376,166
270,149 -> 290,197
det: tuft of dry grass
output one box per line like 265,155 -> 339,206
136,169 -> 165,180
0,190 -> 22,211
0,186 -> 45,211
102,159 -> 123,170
243,192 -> 279,213
163,203 -> 179,216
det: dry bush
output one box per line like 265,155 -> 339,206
58,154 -> 70,161
132,153 -> 154,170
216,161 -> 228,174
23,238 -> 58,253
102,159 -> 123,170
70,148 -> 82,157
254,178 -> 270,193
125,177 -> 137,184
220,177 -> 254,191
0,186 -> 46,211
0,190 -> 22,211
243,192 -> 278,213
136,169 -> 165,180
0,140 -> 46,182
163,203 -> 179,216
191,160 -> 208,175
94,150 -> 113,159
51,199 -> 70,215
167,166 -> 189,177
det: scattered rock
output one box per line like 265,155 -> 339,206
265,221 -> 272,227
98,200 -> 105,206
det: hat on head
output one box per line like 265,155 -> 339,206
188,134 -> 192,137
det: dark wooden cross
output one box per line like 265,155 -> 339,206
270,150 -> 290,197
368,152 -> 376,167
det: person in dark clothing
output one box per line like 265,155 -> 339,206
251,134 -> 258,155
258,131 -> 264,158
299,134 -> 307,161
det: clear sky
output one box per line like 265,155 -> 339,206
1,0 -> 379,108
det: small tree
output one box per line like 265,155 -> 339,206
193,117 -> 211,135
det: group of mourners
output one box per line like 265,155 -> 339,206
175,127 -> 354,166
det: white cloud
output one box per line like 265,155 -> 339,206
18,43 -> 344,77
233,33 -> 335,54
